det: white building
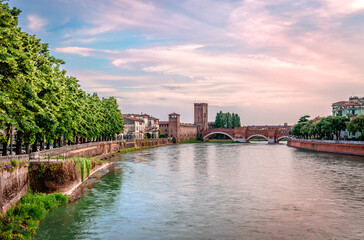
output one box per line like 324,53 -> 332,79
332,96 -> 364,139
122,113 -> 159,139
122,115 -> 145,140
332,96 -> 364,117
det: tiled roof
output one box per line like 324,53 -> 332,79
123,116 -> 144,123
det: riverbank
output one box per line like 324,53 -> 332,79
287,139 -> 364,157
0,139 -> 174,239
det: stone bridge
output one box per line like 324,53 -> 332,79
201,126 -> 291,144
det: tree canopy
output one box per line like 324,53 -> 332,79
289,115 -> 359,140
0,1 -> 124,155
215,111 -> 241,129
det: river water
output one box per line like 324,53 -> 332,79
36,142 -> 364,239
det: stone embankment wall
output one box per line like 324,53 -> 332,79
0,164 -> 29,214
66,138 -> 171,159
29,160 -> 109,195
287,139 -> 364,157
0,138 -> 172,214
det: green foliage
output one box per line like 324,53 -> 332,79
159,133 -> 168,138
9,159 -> 19,172
290,115 -> 350,140
215,111 -> 241,128
0,192 -> 68,239
0,1 -> 124,156
347,115 -> 364,138
11,159 -> 19,168
73,157 -> 95,181
298,115 -> 310,123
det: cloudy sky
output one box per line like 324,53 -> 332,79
11,0 -> 364,124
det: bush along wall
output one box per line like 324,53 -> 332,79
0,192 -> 68,240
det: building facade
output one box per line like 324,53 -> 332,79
122,115 -> 145,140
122,113 -> 159,139
159,103 -> 209,141
332,96 -> 363,139
332,96 -> 364,117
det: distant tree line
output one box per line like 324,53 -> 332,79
215,111 -> 241,129
0,1 -> 124,155
290,115 -> 364,140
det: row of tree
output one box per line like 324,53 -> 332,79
0,1 -> 124,155
215,111 -> 241,129
290,115 -> 364,140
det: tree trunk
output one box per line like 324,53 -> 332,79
32,141 -> 38,152
2,143 -> 8,156
58,138 -> 62,147
25,143 -> 30,154
53,139 -> 58,148
40,141 -> 44,150
2,125 -> 12,156
46,142 -> 50,149
16,133 -> 23,155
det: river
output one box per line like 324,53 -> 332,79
35,142 -> 364,239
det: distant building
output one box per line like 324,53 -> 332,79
332,96 -> 363,139
159,103 -> 210,141
122,115 -> 145,140
332,96 -> 364,117
194,103 -> 208,131
160,113 -> 198,140
122,113 -> 159,139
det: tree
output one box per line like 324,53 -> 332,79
214,111 -> 241,128
347,115 -> 364,138
298,115 -> 310,123
0,1 -> 124,155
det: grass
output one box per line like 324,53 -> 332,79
0,192 -> 68,240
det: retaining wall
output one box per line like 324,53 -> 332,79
0,164 -> 29,214
287,139 -> 364,157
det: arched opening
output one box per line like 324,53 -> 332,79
246,134 -> 269,143
203,132 -> 234,141
276,136 -> 290,143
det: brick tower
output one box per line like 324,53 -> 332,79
168,113 -> 180,139
194,103 -> 208,131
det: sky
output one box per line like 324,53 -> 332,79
10,0 -> 364,125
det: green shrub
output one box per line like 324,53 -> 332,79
0,193 -> 68,239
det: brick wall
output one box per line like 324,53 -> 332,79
288,139 -> 364,156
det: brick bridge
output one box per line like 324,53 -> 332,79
201,126 -> 292,144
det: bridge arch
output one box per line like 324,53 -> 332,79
246,134 -> 269,142
276,136 -> 290,142
203,132 -> 234,141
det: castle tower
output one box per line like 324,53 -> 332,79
168,112 -> 180,139
194,103 -> 208,131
